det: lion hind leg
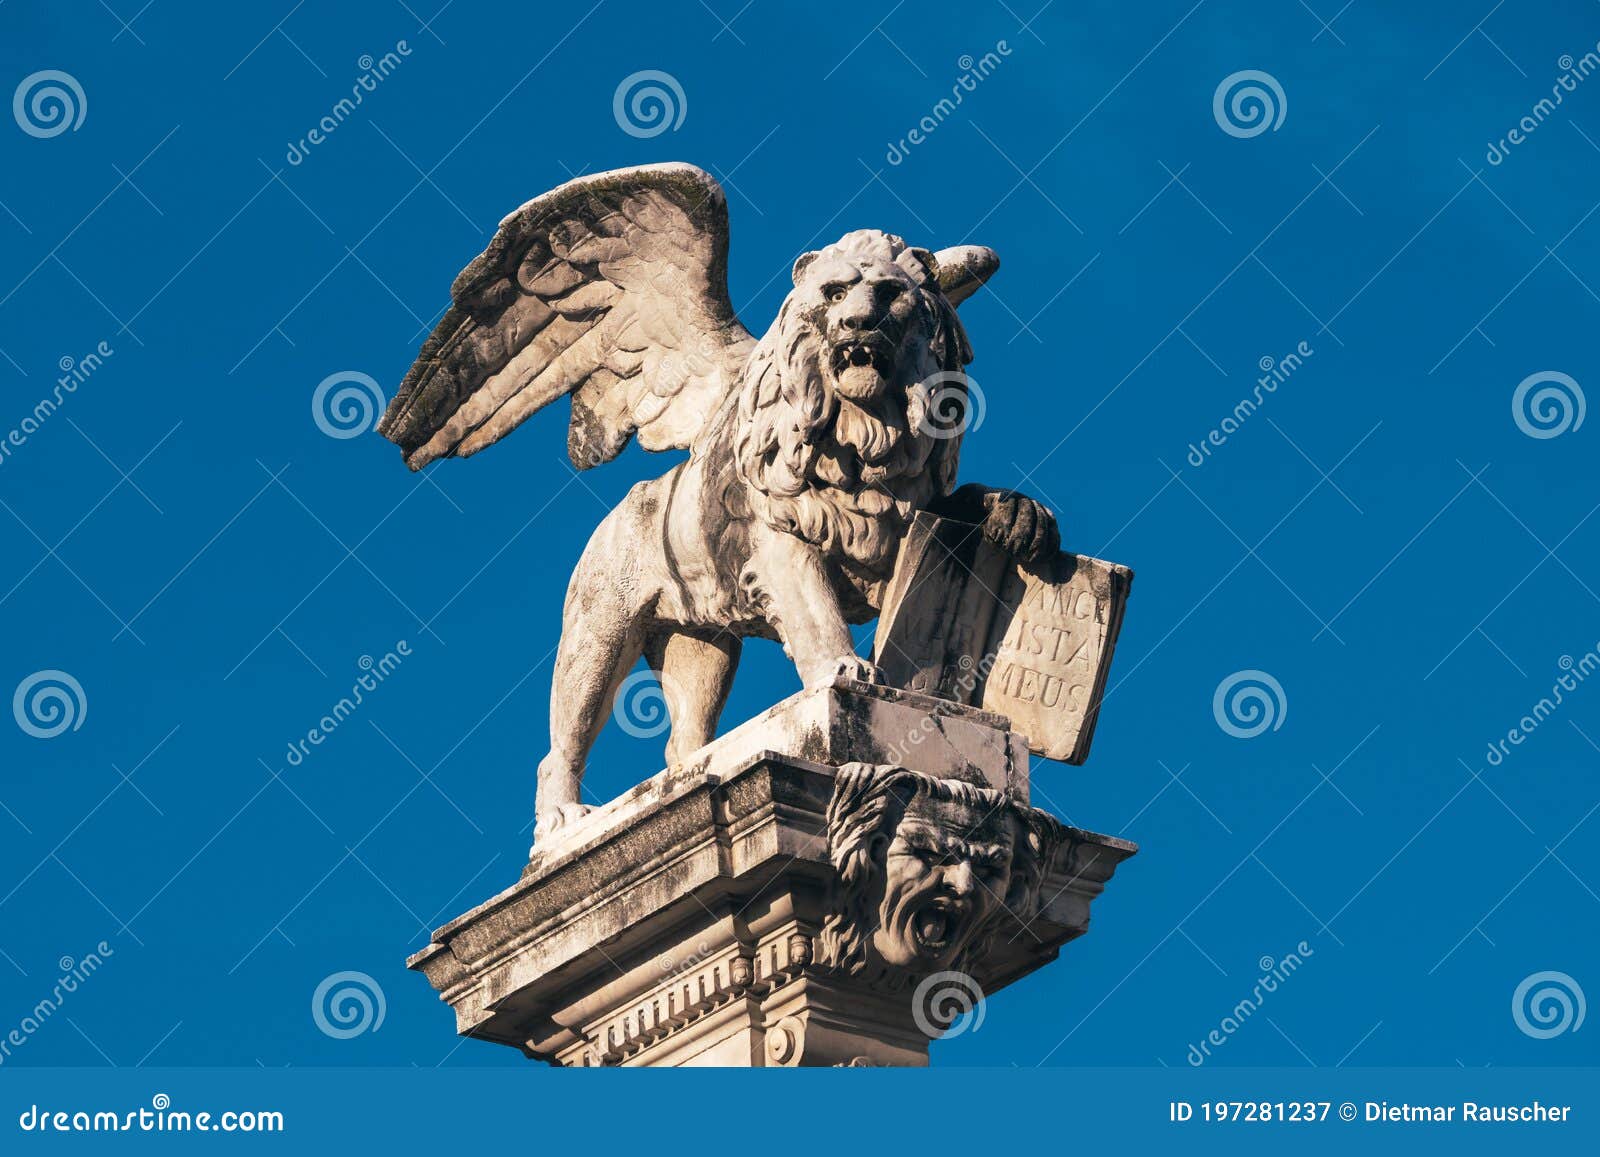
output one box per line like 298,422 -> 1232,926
534,528 -> 655,844
644,628 -> 742,767
534,613 -> 646,840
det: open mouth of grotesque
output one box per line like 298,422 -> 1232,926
910,899 -> 962,955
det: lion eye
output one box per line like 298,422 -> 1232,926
825,285 -> 847,304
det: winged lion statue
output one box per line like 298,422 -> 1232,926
379,163 -> 1061,845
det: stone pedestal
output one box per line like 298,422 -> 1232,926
407,681 -> 1135,1066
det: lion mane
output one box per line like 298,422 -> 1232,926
729,231 -> 973,577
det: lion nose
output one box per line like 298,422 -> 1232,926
836,284 -> 879,332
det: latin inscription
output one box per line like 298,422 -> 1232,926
875,513 -> 1133,764
985,573 -> 1098,723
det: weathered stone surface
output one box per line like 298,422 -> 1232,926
876,512 -> 1133,763
674,677 -> 1031,800
407,685 -> 1135,1067
378,163 -> 1075,844
388,162 -> 1142,1068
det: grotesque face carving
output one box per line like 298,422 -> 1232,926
820,763 -> 1058,980
871,790 -> 1015,970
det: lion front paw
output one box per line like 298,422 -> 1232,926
981,490 -> 1061,562
829,654 -> 886,687
532,801 -> 595,848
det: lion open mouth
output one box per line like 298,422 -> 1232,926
829,336 -> 894,398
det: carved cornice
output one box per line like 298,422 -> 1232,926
408,732 -> 1134,1066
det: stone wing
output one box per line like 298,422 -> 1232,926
379,163 -> 755,471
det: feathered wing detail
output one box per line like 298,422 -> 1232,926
379,163 -> 756,470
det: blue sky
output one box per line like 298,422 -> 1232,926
0,0 -> 1597,1075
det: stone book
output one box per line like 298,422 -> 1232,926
874,513 -> 1134,764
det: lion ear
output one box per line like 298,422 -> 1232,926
896,246 -> 940,287
792,251 -> 819,285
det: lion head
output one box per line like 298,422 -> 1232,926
731,230 -> 975,575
